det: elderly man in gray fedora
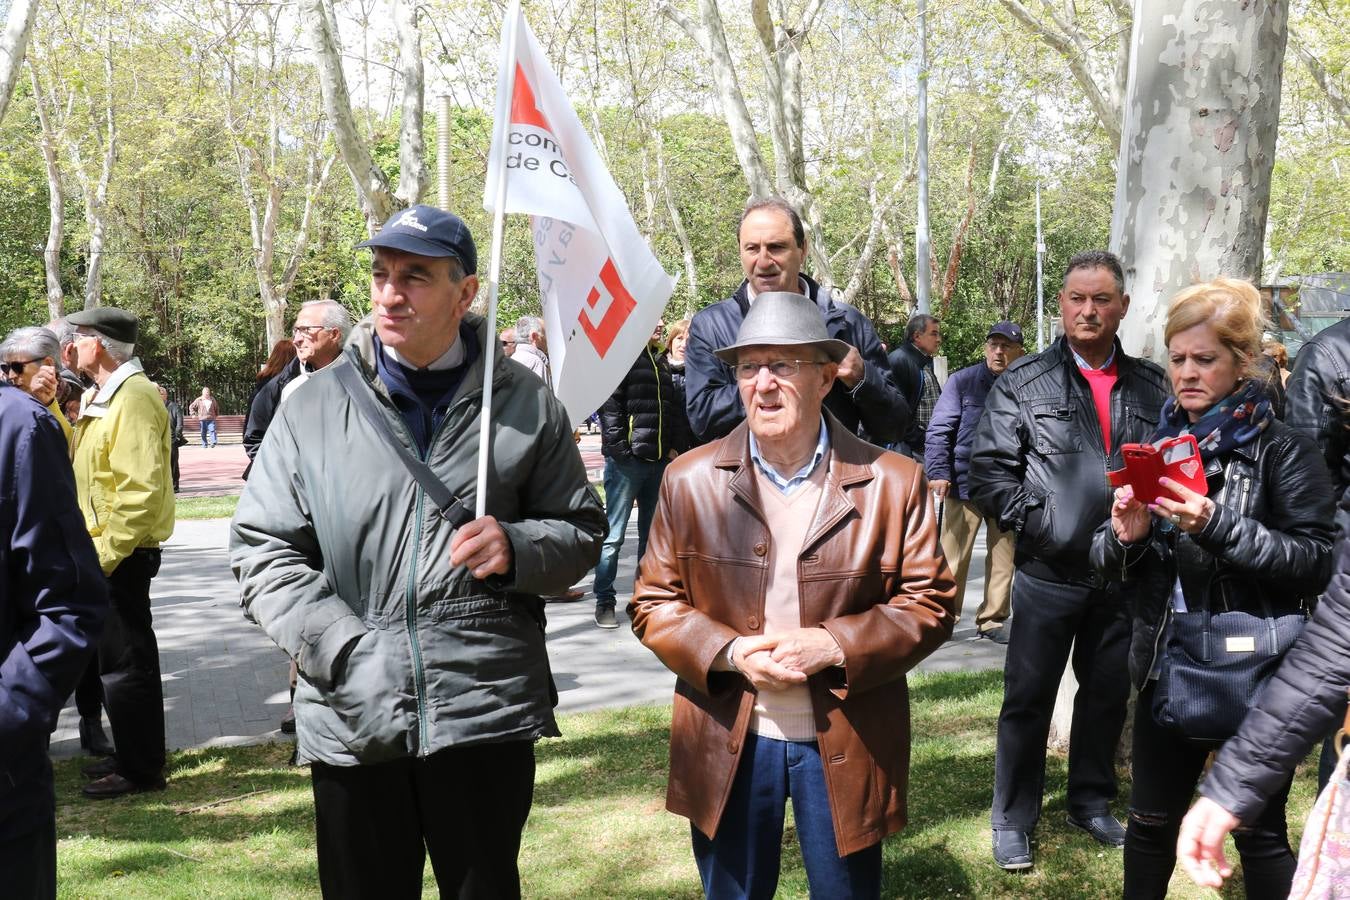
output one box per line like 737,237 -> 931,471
629,291 -> 957,898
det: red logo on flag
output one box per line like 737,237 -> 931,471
511,65 -> 553,132
579,260 -> 636,358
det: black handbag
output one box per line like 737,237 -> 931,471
1152,592 -> 1307,743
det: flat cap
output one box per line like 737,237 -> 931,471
67,307 -> 139,344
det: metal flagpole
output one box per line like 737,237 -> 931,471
1035,180 -> 1045,352
476,0 -> 522,518
914,0 -> 931,314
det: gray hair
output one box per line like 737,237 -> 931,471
516,315 -> 544,341
299,299 -> 353,341
905,314 -> 939,344
95,334 -> 135,363
46,318 -> 77,347
1,326 -> 61,364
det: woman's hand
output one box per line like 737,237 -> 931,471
1176,797 -> 1239,888
1150,477 -> 1216,535
1111,485 -> 1151,544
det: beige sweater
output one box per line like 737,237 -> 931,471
748,462 -> 827,741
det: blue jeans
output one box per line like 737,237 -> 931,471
691,734 -> 882,899
200,419 -> 217,447
592,455 -> 666,607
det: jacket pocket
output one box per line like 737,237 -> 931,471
1028,402 -> 1081,455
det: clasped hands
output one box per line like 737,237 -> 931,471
731,628 -> 844,692
1111,477 -> 1215,544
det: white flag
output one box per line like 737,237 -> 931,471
484,1 -> 675,427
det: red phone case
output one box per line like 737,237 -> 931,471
1107,434 -> 1208,505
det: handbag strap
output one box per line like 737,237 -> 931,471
334,361 -> 473,529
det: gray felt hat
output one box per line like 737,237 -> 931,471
714,292 -> 851,365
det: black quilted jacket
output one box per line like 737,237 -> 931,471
600,344 -> 674,462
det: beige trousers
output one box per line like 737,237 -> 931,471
940,497 -> 1015,632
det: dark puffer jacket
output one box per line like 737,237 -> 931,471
1200,522 -> 1350,822
1089,421 -> 1334,690
601,345 -> 674,462
969,336 -> 1168,583
660,352 -> 694,454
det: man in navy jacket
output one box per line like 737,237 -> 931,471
685,198 -> 908,446
924,322 -> 1025,644
0,385 -> 108,897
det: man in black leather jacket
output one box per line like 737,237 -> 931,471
969,250 -> 1168,871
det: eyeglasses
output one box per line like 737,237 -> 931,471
292,325 -> 330,339
500,339 -> 516,347
1,359 -> 40,376
733,360 -> 825,381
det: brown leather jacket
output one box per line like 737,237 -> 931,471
628,416 -> 957,856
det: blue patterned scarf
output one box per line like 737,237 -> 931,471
1150,378 -> 1273,463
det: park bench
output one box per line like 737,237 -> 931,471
184,414 -> 246,446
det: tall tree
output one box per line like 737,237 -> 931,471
0,0 -> 39,123
1110,0 -> 1289,360
303,0 -> 426,233
28,59 -> 63,320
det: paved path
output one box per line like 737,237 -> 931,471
54,437 -> 1005,756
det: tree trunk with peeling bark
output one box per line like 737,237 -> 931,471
0,0 -> 39,125
30,62 -> 64,320
304,0 -> 424,233
1110,0 -> 1289,361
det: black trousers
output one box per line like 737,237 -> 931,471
169,444 -> 180,492
991,569 -> 1130,831
310,740 -> 535,899
0,819 -> 56,900
73,658 -> 103,719
1125,683 -> 1295,899
99,548 -> 166,783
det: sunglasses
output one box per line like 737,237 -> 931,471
1,359 -> 40,376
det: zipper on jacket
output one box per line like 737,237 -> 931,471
649,347 -> 664,458
405,488 -> 431,755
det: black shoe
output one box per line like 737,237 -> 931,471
82,773 -> 166,799
1067,813 -> 1127,848
980,627 -> 1010,645
81,756 -> 119,780
594,605 -> 619,629
992,829 -> 1034,870
280,705 -> 296,735
79,715 -> 116,756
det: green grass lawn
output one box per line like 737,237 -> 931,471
174,494 -> 239,520
55,669 -> 1311,898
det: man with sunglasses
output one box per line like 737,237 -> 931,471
65,307 -> 175,799
631,291 -> 956,897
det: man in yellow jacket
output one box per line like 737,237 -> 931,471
68,307 -> 175,799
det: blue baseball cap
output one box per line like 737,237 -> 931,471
357,205 -> 478,275
987,321 -> 1024,344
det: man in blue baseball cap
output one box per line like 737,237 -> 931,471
232,204 -> 605,897
924,321 -> 1025,645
